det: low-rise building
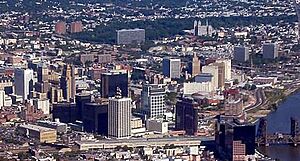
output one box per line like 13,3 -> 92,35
17,124 -> 57,143
146,118 -> 168,134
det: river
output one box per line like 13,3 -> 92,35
257,91 -> 300,161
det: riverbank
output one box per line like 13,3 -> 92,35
255,91 -> 300,161
247,85 -> 300,124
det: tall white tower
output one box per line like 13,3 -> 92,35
108,88 -> 132,138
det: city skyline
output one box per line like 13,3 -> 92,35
0,0 -> 299,160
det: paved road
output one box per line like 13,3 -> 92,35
245,88 -> 266,112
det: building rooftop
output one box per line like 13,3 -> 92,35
19,124 -> 56,132
117,28 -> 145,32
37,120 -> 67,126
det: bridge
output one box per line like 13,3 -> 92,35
256,117 -> 300,146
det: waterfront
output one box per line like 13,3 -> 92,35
257,91 -> 300,161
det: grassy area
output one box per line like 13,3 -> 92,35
265,89 -> 286,103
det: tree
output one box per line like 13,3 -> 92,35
18,152 -> 30,160
233,79 -> 239,85
85,60 -> 93,67
166,92 -> 177,104
250,84 -> 257,90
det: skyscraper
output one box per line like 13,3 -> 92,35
214,62 -> 226,89
215,117 -> 256,160
60,64 -> 76,102
175,97 -> 200,135
162,57 -> 181,79
14,68 -> 34,101
234,46 -> 249,62
141,84 -> 166,118
0,90 -> 5,109
83,102 -> 108,136
108,88 -> 131,138
36,62 -> 49,94
70,21 -> 83,33
203,60 -> 231,90
52,102 -> 78,123
262,43 -> 278,59
216,59 -> 231,81
202,65 -> 219,90
75,93 -> 91,120
191,53 -> 201,77
37,62 -> 48,83
55,21 -> 67,34
101,72 -> 128,98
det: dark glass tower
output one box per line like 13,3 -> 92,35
175,97 -> 200,135
101,72 -> 128,98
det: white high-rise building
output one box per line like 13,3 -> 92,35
202,65 -> 219,90
33,99 -> 50,115
141,84 -> 166,118
108,88 -> 132,138
14,68 -> 34,101
0,90 -> 4,109
162,57 -> 181,79
216,59 -> 231,81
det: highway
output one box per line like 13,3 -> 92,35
75,136 -> 214,150
244,88 -> 266,112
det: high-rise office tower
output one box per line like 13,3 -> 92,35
36,62 -> 49,94
108,88 -> 131,138
214,62 -> 226,89
175,97 -> 200,135
75,93 -> 91,120
70,21 -> 83,33
216,59 -> 231,81
52,102 -> 78,123
101,72 -> 128,98
0,90 -> 5,109
60,64 -> 76,102
49,87 -> 63,103
262,43 -> 278,59
234,46 -> 249,62
55,21 -> 67,34
141,84 -> 166,118
37,62 -> 48,83
202,65 -> 219,90
215,117 -> 256,160
203,60 -> 231,90
117,29 -> 145,45
162,57 -> 181,79
191,53 -> 201,77
14,68 -> 34,101
83,102 -> 108,136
